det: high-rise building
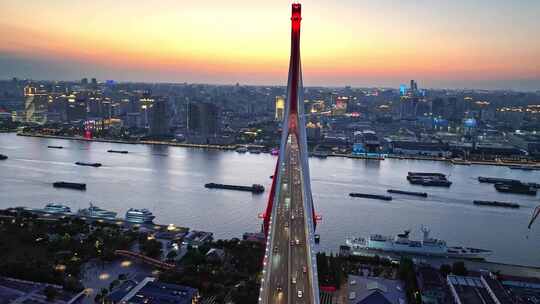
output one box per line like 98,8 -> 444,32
90,78 -> 98,89
400,80 -> 422,119
399,84 -> 407,96
400,96 -> 418,120
149,97 -> 169,136
444,97 -> 467,121
187,102 -> 218,136
24,95 -> 48,123
139,96 -> 154,128
431,98 -> 445,118
24,84 -> 48,123
334,96 -> 348,115
275,96 -> 285,121
67,96 -> 87,122
306,121 -> 321,141
309,100 -> 325,113
125,112 -> 142,128
410,80 -> 418,93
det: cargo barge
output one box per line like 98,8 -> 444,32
473,200 -> 520,208
204,183 -> 265,194
387,189 -> 428,197
509,165 -> 540,171
494,183 -> 537,196
478,176 -> 540,189
47,145 -> 63,149
349,193 -> 392,201
408,177 -> 452,187
478,177 -> 520,184
408,172 -> 446,178
53,181 -> 86,190
75,162 -> 102,167
107,150 -> 129,154
407,172 -> 452,187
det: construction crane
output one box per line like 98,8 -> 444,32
528,205 -> 540,229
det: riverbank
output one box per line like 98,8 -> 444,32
17,132 -> 540,168
17,132 -> 237,151
323,152 -> 538,168
347,249 -> 540,278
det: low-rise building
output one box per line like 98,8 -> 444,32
106,277 -> 199,304
447,274 -> 513,304
182,230 -> 213,248
242,232 -> 266,243
347,275 -> 406,304
390,140 -> 450,157
205,248 -> 225,262
0,276 -> 81,304
416,266 -> 449,304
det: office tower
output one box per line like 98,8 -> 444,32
445,97 -> 466,121
432,98 -> 445,118
24,95 -> 48,123
24,84 -> 48,123
410,80 -> 418,93
334,96 -> 348,115
187,102 -> 218,136
149,97 -> 169,136
67,96 -> 87,121
125,112 -> 142,129
400,95 -> 418,120
400,84 -> 407,96
275,96 -> 285,121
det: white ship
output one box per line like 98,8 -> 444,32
41,203 -> 72,214
345,226 -> 492,260
125,208 -> 155,223
78,203 -> 117,219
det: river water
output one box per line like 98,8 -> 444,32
0,133 -> 539,267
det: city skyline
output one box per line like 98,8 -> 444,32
1,0 -> 539,91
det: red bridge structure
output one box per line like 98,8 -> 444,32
259,3 -> 320,304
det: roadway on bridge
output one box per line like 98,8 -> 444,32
263,133 -> 313,304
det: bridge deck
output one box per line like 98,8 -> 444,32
261,134 -> 315,304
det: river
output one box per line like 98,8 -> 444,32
0,133 -> 539,267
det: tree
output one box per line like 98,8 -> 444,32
398,257 -> 421,304
440,264 -> 452,277
452,261 -> 467,276
140,239 -> 162,258
44,286 -> 58,302
167,250 -> 178,261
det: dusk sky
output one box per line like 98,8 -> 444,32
1,0 -> 539,90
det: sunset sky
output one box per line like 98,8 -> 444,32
1,0 -> 539,90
